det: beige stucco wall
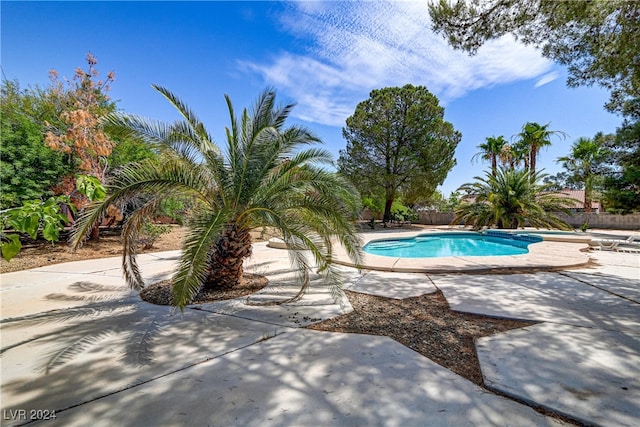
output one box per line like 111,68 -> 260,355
361,208 -> 639,230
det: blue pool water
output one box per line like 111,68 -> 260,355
363,232 -> 541,258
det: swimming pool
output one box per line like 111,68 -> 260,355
363,232 -> 542,258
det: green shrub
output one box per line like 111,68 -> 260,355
1,196 -> 73,261
157,197 -> 187,224
390,201 -> 417,223
138,221 -> 171,249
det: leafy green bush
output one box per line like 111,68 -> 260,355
361,196 -> 384,218
158,197 -> 187,224
1,196 -> 73,261
390,201 -> 417,223
76,175 -> 106,202
0,81 -> 73,209
107,137 -> 158,169
138,221 -> 172,250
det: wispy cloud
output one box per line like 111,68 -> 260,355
534,71 -> 560,88
242,1 -> 553,126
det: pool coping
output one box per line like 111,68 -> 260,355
331,229 -> 592,273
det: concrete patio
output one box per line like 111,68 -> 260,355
1,239 -> 638,426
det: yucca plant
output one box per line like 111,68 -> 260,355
72,86 -> 363,308
453,167 -> 576,230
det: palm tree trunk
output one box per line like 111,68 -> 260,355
584,177 -> 593,213
203,224 -> 252,291
529,147 -> 537,176
89,224 -> 100,241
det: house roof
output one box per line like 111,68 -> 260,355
556,189 -> 601,210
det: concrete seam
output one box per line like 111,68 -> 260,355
558,271 -> 640,305
17,330 -> 289,426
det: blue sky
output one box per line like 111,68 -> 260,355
1,1 -> 623,195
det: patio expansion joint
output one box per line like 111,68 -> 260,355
476,320 -> 640,427
478,373 -> 589,427
557,271 -> 640,305
528,319 -> 635,334
188,305 -> 302,330
30,268 -> 123,277
14,329 -> 290,425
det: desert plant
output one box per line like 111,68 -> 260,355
453,168 -> 575,230
71,86 -> 363,308
557,136 -> 608,213
515,122 -> 567,177
472,136 -> 508,176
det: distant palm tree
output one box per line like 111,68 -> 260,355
557,136 -> 608,212
453,168 -> 575,230
516,122 -> 567,177
72,86 -> 363,308
472,136 -> 508,176
503,139 -> 531,170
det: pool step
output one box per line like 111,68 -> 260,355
366,241 -> 415,250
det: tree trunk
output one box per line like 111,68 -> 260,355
529,148 -> 537,177
89,224 -> 100,241
203,224 -> 252,292
383,198 -> 394,225
584,177 -> 593,213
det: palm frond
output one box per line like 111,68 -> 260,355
453,167 -> 576,230
120,312 -> 163,366
121,197 -> 165,289
44,330 -> 115,374
242,167 -> 363,302
163,121 -> 220,162
74,158 -> 218,288
74,161 -> 195,247
104,112 -> 211,165
250,88 -> 277,135
102,113 -> 169,146
108,158 -> 213,206
172,209 -> 230,309
152,84 -> 215,147
71,198 -> 115,250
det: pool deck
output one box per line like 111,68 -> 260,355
1,235 -> 639,426
332,228 -> 592,273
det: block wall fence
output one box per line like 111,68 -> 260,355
359,209 -> 640,230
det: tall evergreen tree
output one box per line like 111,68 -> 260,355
430,0 -> 640,116
338,84 -> 461,223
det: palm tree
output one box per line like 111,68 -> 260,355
557,136 -> 608,212
503,139 -> 531,170
453,168 -> 575,230
72,86 -> 363,308
472,136 -> 508,176
516,122 -> 568,176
